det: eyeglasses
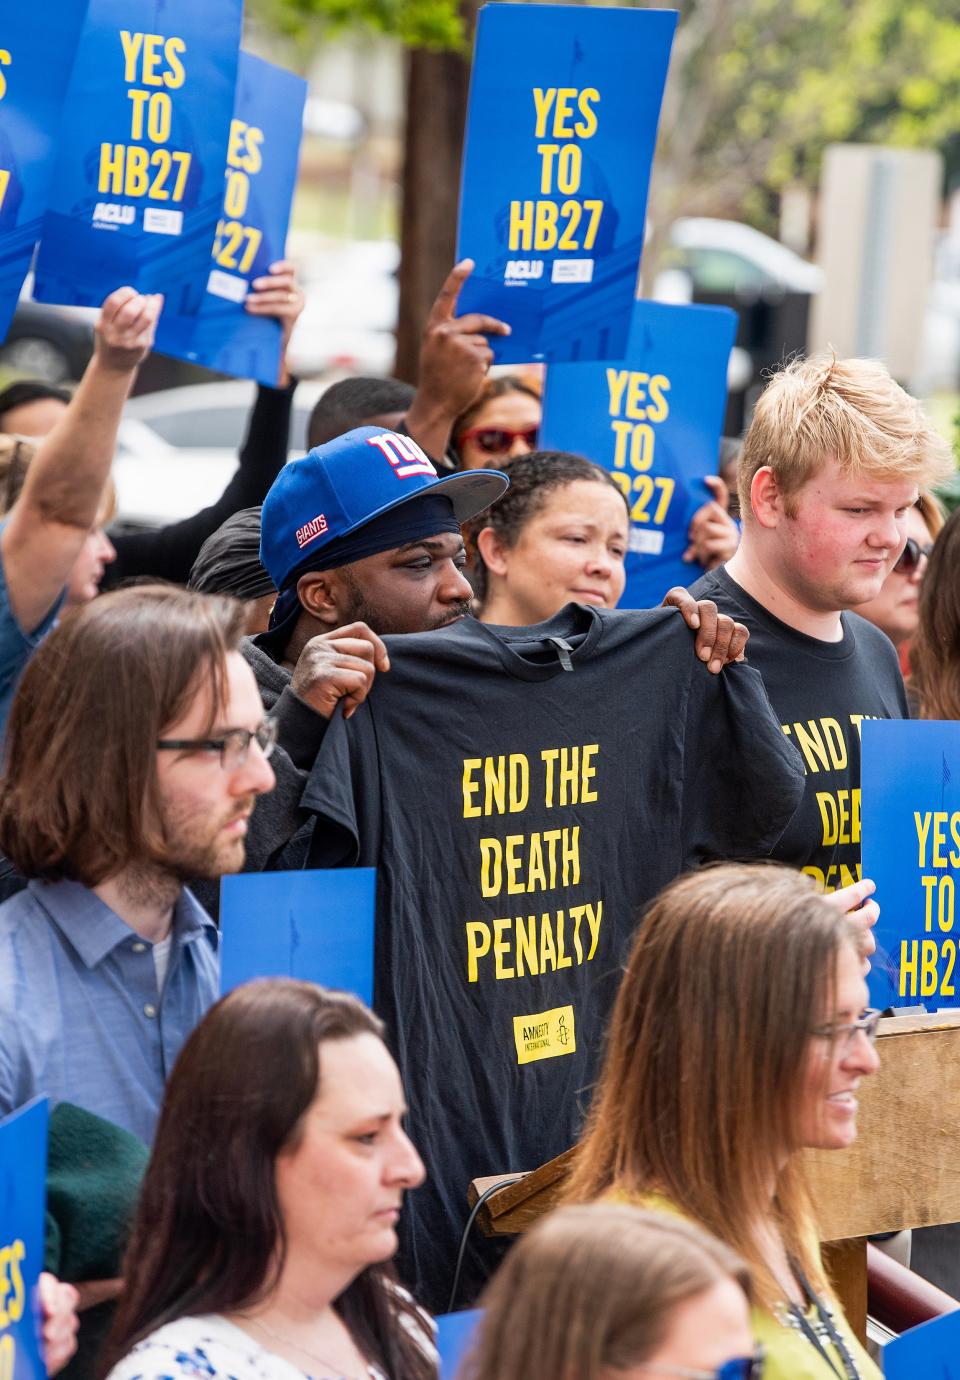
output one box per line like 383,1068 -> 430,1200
809,1007 -> 881,1054
634,1352 -> 765,1380
893,536 -> 933,575
457,425 -> 539,455
156,718 -> 278,770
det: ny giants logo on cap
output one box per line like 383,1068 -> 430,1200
295,513 -> 329,549
367,432 -> 438,480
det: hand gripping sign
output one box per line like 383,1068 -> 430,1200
34,0 -> 242,315
153,51 -> 306,385
541,300 -> 737,608
455,3 -> 676,365
0,3 -> 90,339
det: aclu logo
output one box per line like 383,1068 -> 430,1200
92,202 -> 135,229
504,259 -> 544,284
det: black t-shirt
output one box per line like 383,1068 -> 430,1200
691,566 -> 908,889
302,604 -> 805,1311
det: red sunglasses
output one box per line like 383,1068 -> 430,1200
457,425 -> 539,455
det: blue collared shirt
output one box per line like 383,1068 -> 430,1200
0,879 -> 219,1145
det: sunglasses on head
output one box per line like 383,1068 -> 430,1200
457,425 -> 539,455
893,536 -> 933,575
635,1352 -> 765,1380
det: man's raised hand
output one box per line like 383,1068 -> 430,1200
405,260 -> 512,458
94,287 -> 163,374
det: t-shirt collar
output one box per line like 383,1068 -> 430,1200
470,603 -> 605,680
711,565 -> 857,661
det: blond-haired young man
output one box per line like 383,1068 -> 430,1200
691,354 -> 953,891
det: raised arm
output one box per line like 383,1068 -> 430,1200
404,259 -> 511,461
105,262 -> 304,588
2,288 -> 160,631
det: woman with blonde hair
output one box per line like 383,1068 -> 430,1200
565,863 -> 881,1379
0,433 -> 118,604
459,1204 -> 760,1380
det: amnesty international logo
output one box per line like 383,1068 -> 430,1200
513,1004 -> 576,1065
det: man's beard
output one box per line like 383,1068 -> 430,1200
159,794 -> 258,881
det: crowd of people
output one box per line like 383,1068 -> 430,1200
0,250 -> 956,1380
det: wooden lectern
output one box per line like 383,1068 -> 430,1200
469,1012 -> 960,1339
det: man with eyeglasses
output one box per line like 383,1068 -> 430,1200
0,585 -> 275,1146
690,354 -> 954,901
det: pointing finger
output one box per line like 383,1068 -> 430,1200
426,260 -> 474,326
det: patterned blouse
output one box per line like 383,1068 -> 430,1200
105,1312 -> 421,1380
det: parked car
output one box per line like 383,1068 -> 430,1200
661,218 -> 824,298
287,240 -> 399,378
0,274 -> 97,383
112,379 -> 328,528
655,218 -> 824,433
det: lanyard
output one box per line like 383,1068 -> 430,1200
786,1258 -> 862,1380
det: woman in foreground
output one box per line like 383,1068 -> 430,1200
565,863 -> 881,1380
460,1203 -> 761,1380
102,979 -> 433,1380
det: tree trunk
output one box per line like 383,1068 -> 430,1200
395,2 -> 479,383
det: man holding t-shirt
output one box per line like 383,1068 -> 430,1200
692,354 -> 953,891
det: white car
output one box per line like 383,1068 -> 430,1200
287,240 -> 399,378
662,218 -> 824,298
113,379 -> 327,527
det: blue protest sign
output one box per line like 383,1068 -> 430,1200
861,719 -> 960,1011
0,1098 -> 48,1380
219,870 -> 377,1005
456,3 -> 677,365
884,1308 -> 960,1378
154,51 -> 306,386
0,3 -> 90,338
540,300 -> 737,607
34,0 -> 242,315
436,1310 -> 482,1380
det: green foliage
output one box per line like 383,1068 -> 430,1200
246,0 -> 464,52
642,0 -> 960,227
249,0 -> 959,229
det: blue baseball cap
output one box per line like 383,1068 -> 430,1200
260,426 -> 509,593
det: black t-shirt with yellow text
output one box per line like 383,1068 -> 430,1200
691,566 -> 908,890
302,604 -> 805,1309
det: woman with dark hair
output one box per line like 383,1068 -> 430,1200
565,863 -> 881,1379
459,1204 -> 759,1380
905,503 -> 960,719
453,375 -> 541,470
102,980 -> 433,1380
466,450 -> 629,624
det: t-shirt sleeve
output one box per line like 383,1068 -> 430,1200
300,705 -> 380,868
681,655 -> 806,863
